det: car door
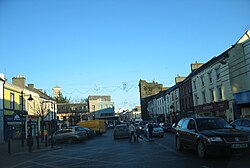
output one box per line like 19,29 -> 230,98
179,119 -> 189,146
54,130 -> 64,142
185,119 -> 197,149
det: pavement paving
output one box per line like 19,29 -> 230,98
0,137 -> 60,157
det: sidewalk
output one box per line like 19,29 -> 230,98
0,138 -> 60,157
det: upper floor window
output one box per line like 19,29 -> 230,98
218,86 -> 223,100
210,89 -> 214,102
10,93 -> 14,109
193,79 -> 197,90
200,75 -> 205,87
202,91 -> 206,103
194,94 -> 198,106
215,67 -> 221,80
20,95 -> 24,110
208,71 -> 212,83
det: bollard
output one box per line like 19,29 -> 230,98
45,135 -> 48,147
8,138 -> 11,154
27,136 -> 33,152
36,135 -> 40,149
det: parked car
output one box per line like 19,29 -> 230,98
231,118 -> 250,132
160,122 -> 172,132
171,123 -> 177,134
52,126 -> 88,144
144,123 -> 164,138
69,126 -> 96,139
175,116 -> 250,159
113,124 -> 130,140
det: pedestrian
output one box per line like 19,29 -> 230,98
136,127 -> 143,142
129,122 -> 136,142
148,122 -> 153,140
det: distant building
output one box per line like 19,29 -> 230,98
88,95 -> 114,114
52,86 -> 61,98
57,102 -> 88,126
139,80 -> 169,121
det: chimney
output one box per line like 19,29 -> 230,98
175,75 -> 186,84
12,75 -> 26,88
191,61 -> 204,72
28,84 -> 34,89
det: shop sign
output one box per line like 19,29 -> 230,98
194,100 -> 229,113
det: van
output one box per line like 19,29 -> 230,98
77,120 -> 107,135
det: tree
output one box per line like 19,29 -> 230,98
54,92 -> 70,103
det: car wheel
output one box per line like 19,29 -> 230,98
197,140 -> 206,159
176,136 -> 183,151
68,138 -> 73,144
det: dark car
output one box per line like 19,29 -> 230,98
138,121 -> 149,133
231,118 -> 250,132
175,117 -> 250,159
171,123 -> 177,134
160,122 -> 172,132
113,124 -> 130,140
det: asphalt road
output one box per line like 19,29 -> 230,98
1,130 -> 250,168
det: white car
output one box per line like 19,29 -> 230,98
144,123 -> 164,138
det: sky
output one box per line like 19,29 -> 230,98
0,0 -> 250,110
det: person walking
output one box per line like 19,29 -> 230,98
136,127 -> 143,142
148,122 -> 153,141
129,122 -> 136,142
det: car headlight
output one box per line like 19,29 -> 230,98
207,137 -> 223,142
139,126 -> 142,129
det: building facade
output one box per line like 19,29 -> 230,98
228,31 -> 250,119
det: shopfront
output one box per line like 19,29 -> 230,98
194,100 -> 229,120
234,90 -> 250,118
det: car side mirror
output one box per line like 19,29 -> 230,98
231,124 -> 236,129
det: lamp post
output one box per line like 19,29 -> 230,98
21,92 -> 33,147
41,100 -> 56,149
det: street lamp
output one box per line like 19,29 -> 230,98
41,100 -> 56,149
21,92 -> 33,147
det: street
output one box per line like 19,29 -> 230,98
1,130 -> 250,168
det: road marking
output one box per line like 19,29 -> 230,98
154,141 -> 177,153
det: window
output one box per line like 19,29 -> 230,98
202,91 -> 206,103
242,120 -> 250,127
200,75 -> 205,86
215,67 -> 221,80
210,89 -> 214,102
194,94 -> 198,106
20,95 -> 24,110
10,93 -> 14,109
208,71 -> 212,83
218,87 -> 223,100
193,80 -> 197,90
181,119 -> 189,129
92,105 -> 95,111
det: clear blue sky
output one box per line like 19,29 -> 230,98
0,0 -> 249,110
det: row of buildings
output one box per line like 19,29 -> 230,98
0,74 -> 116,144
0,75 -> 57,143
139,30 -> 250,124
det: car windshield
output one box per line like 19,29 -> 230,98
116,125 -> 127,130
196,118 -> 232,131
